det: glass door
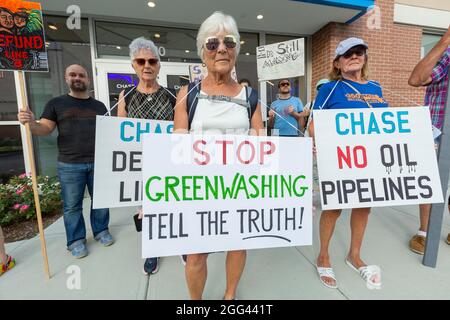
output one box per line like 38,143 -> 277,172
95,60 -> 194,114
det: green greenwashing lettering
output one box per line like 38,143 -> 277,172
280,175 -> 292,197
261,175 -> 273,198
293,175 -> 309,197
145,176 -> 163,201
182,176 -> 193,201
192,176 -> 203,200
220,173 -> 240,199
204,176 -> 218,201
165,176 -> 180,201
248,175 -> 260,199
233,174 -> 250,199
144,174 -> 309,202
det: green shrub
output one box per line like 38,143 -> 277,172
0,173 -> 62,227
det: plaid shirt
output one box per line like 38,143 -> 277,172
425,47 -> 450,130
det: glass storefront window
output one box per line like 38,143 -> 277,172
95,21 -> 258,86
26,16 -> 92,176
96,21 -> 200,62
235,32 -> 259,90
0,125 -> 25,183
0,48 -> 24,182
0,71 -> 18,121
422,33 -> 442,58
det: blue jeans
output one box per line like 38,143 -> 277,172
57,162 -> 110,248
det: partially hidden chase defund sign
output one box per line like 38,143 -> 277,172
0,0 -> 48,71
93,116 -> 174,209
314,107 -> 444,210
141,134 -> 313,257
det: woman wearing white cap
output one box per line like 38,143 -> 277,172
309,37 -> 388,289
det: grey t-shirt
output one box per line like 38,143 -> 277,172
41,94 -> 107,163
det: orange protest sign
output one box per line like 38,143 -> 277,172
0,0 -> 48,71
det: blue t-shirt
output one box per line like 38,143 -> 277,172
314,80 -> 388,110
270,96 -> 304,136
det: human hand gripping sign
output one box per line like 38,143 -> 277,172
303,107 -> 311,117
269,109 -> 275,118
287,105 -> 295,115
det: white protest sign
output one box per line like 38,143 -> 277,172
189,64 -> 237,83
256,38 -> 304,81
141,134 -> 313,257
93,116 -> 173,209
314,107 -> 443,210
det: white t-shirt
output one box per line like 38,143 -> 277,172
190,87 -> 250,135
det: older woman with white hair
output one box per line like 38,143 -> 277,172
118,37 -> 175,120
174,11 -> 264,300
118,37 -> 176,275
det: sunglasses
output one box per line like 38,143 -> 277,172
279,82 -> 290,87
134,58 -> 159,66
204,35 -> 237,51
342,48 -> 366,59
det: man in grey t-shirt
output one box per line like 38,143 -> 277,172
18,64 -> 114,259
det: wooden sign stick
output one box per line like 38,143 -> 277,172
18,70 -> 50,279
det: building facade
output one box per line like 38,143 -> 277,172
0,0 -> 448,180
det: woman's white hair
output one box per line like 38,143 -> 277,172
196,11 -> 240,61
129,37 -> 160,60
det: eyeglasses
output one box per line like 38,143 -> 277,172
133,58 -> 159,66
204,35 -> 237,51
279,82 -> 290,87
342,48 -> 366,59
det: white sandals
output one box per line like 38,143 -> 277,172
345,258 -> 382,289
316,265 -> 338,289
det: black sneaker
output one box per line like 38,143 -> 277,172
143,257 -> 159,275
180,255 -> 187,266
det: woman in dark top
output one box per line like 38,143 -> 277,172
118,37 -> 175,275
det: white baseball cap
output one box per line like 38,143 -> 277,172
334,37 -> 368,59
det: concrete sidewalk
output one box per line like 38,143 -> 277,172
1,201 -> 450,300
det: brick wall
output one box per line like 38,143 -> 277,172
311,0 -> 426,106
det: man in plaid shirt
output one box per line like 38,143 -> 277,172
408,26 -> 450,254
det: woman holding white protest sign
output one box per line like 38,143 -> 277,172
117,37 -> 176,275
173,11 -> 264,300
309,37 -> 388,289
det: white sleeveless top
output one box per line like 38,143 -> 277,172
190,87 -> 250,135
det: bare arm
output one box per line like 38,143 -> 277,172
250,103 -> 265,136
308,119 -> 315,141
173,86 -> 189,134
268,109 -> 275,128
17,108 -> 56,136
408,26 -> 450,87
117,90 -> 128,117
290,110 -> 309,120
289,103 -> 309,121
290,111 -> 302,121
299,106 -> 311,131
298,117 -> 306,132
